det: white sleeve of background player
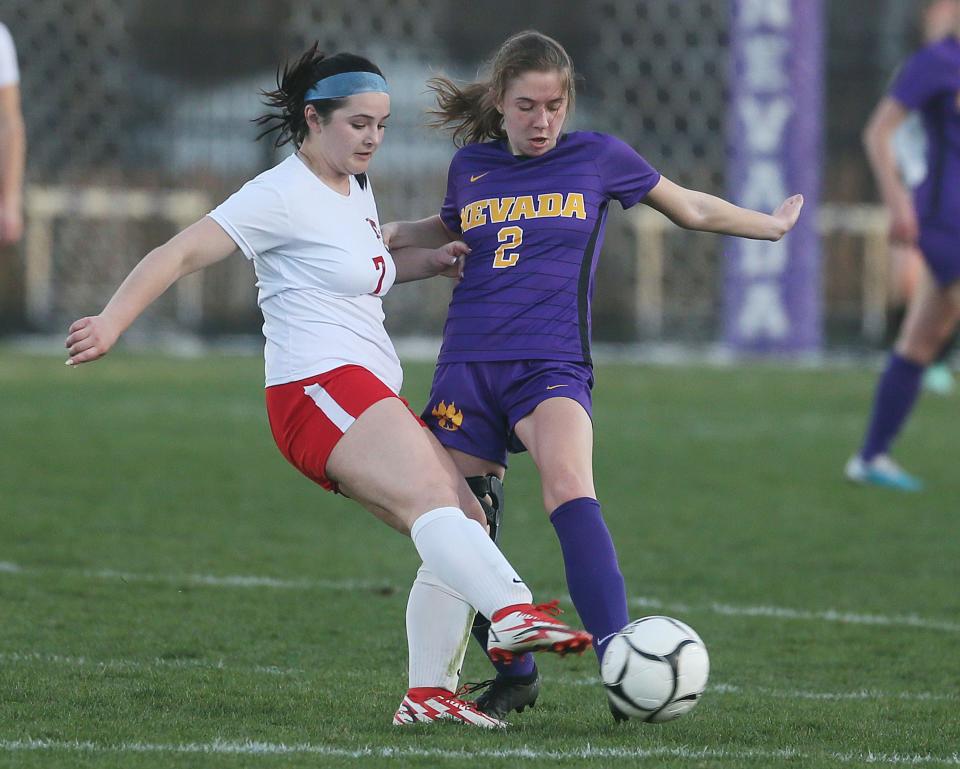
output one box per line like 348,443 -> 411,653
208,179 -> 290,261
0,24 -> 20,87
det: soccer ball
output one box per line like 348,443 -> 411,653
600,616 -> 709,722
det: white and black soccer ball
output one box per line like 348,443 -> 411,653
600,616 -> 709,722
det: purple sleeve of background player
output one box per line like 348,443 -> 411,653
889,47 -> 946,110
595,134 -> 661,209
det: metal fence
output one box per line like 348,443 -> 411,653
1,0 -> 926,346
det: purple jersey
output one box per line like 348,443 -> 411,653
438,131 -> 660,364
889,36 -> 960,229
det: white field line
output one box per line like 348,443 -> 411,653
0,652 -> 302,677
565,677 -> 959,703
84,568 -> 394,592
2,739 -> 960,765
5,651 -> 957,706
708,683 -> 959,703
3,560 -> 959,634
627,596 -> 960,634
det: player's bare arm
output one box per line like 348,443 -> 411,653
64,217 -> 237,365
382,214 -> 456,250
643,176 -> 803,241
863,97 -> 916,244
0,83 -> 25,244
392,240 -> 470,283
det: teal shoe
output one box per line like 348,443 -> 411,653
845,454 -> 924,492
923,363 -> 955,396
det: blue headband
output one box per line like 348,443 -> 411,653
304,71 -> 389,101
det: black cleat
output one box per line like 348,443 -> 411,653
459,669 -> 541,719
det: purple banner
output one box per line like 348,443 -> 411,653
724,0 -> 823,355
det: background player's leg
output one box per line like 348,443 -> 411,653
849,272 -> 960,489
858,354 -> 924,463
515,397 -> 628,663
924,330 -> 957,395
891,250 -> 955,395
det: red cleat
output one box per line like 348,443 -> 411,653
487,600 -> 593,663
392,687 -> 507,728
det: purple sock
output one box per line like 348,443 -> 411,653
550,497 -> 628,663
471,615 -> 536,678
861,353 -> 924,461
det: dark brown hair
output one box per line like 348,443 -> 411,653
254,43 -> 384,148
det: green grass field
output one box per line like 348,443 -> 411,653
1,350 -> 958,769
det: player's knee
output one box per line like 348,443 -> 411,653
542,469 -> 594,512
894,337 -> 937,365
399,471 -> 461,514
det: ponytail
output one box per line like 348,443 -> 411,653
427,30 -> 575,147
254,44 -> 384,148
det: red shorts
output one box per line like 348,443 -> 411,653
265,365 -> 424,492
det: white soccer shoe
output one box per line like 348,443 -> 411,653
923,363 -> 955,396
486,600 -> 593,664
392,687 -> 507,728
844,453 -> 924,492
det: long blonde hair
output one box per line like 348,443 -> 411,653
427,30 -> 576,147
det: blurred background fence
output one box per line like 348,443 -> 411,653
0,0 -> 934,349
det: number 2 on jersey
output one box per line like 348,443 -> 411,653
493,226 -> 523,268
372,255 -> 386,294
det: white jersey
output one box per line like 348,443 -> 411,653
0,23 -> 19,87
893,112 -> 928,189
209,154 -> 401,390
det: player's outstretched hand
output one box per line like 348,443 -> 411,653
64,315 -> 119,366
437,240 -> 471,279
770,194 -> 804,240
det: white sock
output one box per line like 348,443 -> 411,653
410,506 -> 532,620
406,565 -> 474,691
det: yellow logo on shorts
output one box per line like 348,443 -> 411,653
432,400 -> 463,431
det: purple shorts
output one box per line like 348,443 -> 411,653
421,360 -> 594,467
919,225 -> 960,287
